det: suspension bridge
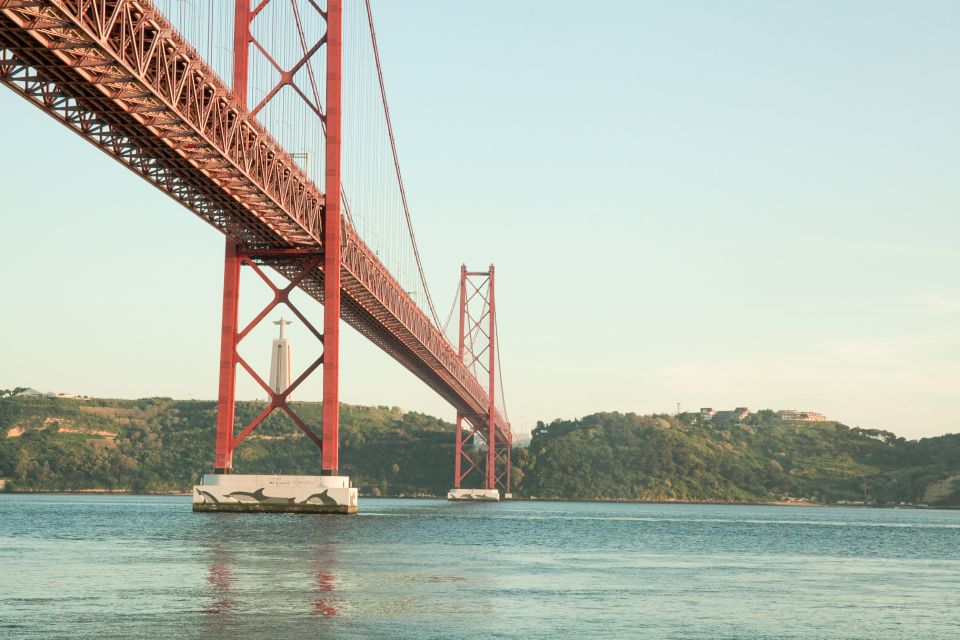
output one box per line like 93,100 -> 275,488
0,0 -> 512,512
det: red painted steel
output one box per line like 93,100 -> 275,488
214,240 -> 241,473
453,264 -> 467,489
218,252 -> 327,459
0,0 -> 511,472
453,413 -> 463,488
232,0 -> 249,106
212,0 -> 252,474
487,266 -> 497,490
212,0 -> 251,475
507,445 -> 511,494
322,0 -> 342,475
245,0 -> 326,121
453,266 -> 511,492
212,0 -> 330,474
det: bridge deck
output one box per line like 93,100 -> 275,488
0,0 -> 510,444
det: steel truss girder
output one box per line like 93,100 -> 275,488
0,0 -> 322,247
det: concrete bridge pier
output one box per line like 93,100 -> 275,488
447,488 -> 500,501
193,474 -> 358,514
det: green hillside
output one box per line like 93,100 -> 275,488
0,395 -> 458,496
522,411 -> 960,506
2,396 -> 959,506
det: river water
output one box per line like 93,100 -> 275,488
0,495 -> 958,639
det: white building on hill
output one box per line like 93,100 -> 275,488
777,409 -> 827,422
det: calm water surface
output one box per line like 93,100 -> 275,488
0,495 -> 958,639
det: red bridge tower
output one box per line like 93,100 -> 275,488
198,0 -> 354,512
449,265 -> 512,501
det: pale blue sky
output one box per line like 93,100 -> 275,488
1,1 -> 959,438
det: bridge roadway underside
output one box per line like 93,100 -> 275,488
0,0 -> 509,445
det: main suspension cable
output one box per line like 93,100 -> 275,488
442,281 -> 459,338
364,0 -> 441,328
495,311 -> 510,424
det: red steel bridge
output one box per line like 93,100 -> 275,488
0,0 -> 512,494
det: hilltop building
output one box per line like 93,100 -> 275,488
269,317 -> 293,399
693,407 -> 827,424
777,410 -> 827,422
675,407 -> 752,426
699,407 -> 751,423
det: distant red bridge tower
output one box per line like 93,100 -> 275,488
448,265 -> 512,501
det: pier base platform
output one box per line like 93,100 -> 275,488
193,474 -> 358,514
447,488 -> 500,501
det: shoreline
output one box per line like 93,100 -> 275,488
1,489 -> 951,509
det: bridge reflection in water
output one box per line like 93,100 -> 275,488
199,518 -> 344,630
